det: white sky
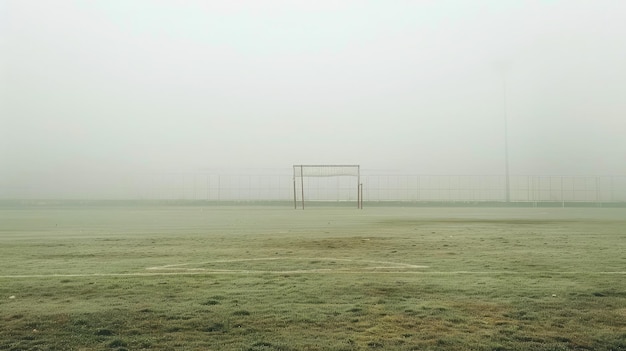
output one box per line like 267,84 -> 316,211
1,0 -> 626,196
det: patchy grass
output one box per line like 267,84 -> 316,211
1,205 -> 625,350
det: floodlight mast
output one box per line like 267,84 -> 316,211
503,68 -> 510,203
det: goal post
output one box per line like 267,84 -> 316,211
293,165 -> 363,209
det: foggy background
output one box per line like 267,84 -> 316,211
1,1 -> 625,199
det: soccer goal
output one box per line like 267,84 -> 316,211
293,165 -> 363,209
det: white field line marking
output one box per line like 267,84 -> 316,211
1,271 -> 626,279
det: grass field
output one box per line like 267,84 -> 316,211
1,205 -> 625,351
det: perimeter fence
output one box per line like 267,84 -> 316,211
130,173 -> 626,204
3,173 -> 626,205
361,175 -> 626,204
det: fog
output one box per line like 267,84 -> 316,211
1,1 -> 626,198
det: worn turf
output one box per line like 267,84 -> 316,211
1,205 -> 625,350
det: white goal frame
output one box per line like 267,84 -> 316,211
293,165 -> 363,209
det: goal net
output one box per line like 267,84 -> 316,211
293,165 -> 363,209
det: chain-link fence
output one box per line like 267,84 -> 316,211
362,175 -> 626,203
3,173 -> 626,204
130,173 -> 626,204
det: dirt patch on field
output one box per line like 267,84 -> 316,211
377,219 -> 573,227
280,236 -> 394,250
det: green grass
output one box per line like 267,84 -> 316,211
1,205 -> 625,350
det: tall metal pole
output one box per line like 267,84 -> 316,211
502,67 -> 511,203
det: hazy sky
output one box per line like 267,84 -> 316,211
2,0 -> 626,195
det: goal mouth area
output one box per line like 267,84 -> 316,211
293,165 -> 363,209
